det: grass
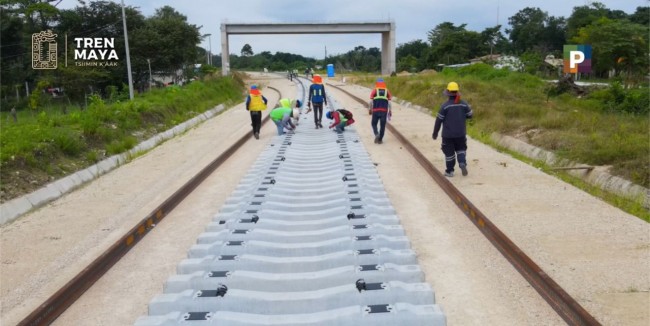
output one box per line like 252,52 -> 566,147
0,74 -> 245,202
348,65 -> 649,220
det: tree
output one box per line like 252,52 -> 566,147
130,6 -> 201,85
1,0 -> 61,107
480,25 -> 509,55
57,1 -> 146,93
507,7 -> 566,55
572,17 -> 649,81
427,22 -> 467,48
397,55 -> 418,72
629,6 -> 650,26
424,23 -> 487,65
241,44 -> 253,56
507,7 -> 547,54
429,30 -> 485,64
566,2 -> 612,39
396,39 -> 429,71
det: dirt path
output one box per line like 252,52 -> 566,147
1,74 -> 647,326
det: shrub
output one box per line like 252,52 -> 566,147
53,129 -> 85,156
587,82 -> 649,114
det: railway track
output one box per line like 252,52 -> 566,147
327,82 -> 601,326
17,75 -> 600,325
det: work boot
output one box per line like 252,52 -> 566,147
460,164 -> 468,176
444,171 -> 454,177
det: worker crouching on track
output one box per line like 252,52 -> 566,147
432,82 -> 473,177
369,78 -> 392,144
326,109 -> 354,134
245,85 -> 267,140
270,98 -> 297,135
308,74 -> 327,129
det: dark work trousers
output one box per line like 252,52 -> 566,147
441,137 -> 468,173
250,111 -> 262,134
312,103 -> 323,126
371,110 -> 388,140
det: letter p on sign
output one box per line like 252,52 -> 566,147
569,51 -> 585,68
564,45 -> 592,74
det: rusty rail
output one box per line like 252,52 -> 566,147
329,83 -> 601,326
18,87 -> 282,326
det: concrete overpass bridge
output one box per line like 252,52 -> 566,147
220,22 -> 396,76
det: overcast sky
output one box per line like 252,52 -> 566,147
59,0 -> 646,59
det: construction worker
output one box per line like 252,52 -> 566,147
326,109 -> 354,133
245,85 -> 267,140
270,98 -> 297,135
369,78 -> 392,144
307,74 -> 327,129
432,82 -> 473,177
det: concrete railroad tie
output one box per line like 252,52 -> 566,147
134,89 -> 446,326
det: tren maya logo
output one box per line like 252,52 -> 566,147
32,30 -> 58,69
32,32 -> 120,69
563,45 -> 592,74
74,37 -> 119,67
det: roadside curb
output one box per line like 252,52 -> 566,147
0,104 -> 226,226
490,133 -> 649,208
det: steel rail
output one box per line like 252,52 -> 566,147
18,86 -> 283,326
328,83 -> 601,326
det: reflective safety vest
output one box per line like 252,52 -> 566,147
270,107 -> 292,121
337,111 -> 348,123
248,94 -> 266,111
310,84 -> 325,103
372,88 -> 390,111
373,88 -> 389,100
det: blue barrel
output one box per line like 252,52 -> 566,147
326,64 -> 335,77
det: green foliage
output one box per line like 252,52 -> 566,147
106,136 -> 137,155
588,82 -> 650,114
396,40 -> 430,71
28,80 -> 49,111
369,64 -> 648,188
572,18 -> 649,79
506,7 -> 566,54
1,77 -> 244,182
241,44 -> 254,56
519,51 -> 544,74
53,129 -> 85,156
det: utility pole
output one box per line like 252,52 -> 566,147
208,34 -> 212,65
147,59 -> 152,91
203,33 -> 212,65
121,0 -> 134,100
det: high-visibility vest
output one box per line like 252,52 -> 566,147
270,107 -> 292,121
373,88 -> 389,100
337,111 -> 348,123
310,85 -> 325,103
248,94 -> 266,111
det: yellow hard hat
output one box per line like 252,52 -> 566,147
446,82 -> 459,92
